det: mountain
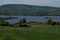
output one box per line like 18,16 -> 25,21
0,4 -> 60,16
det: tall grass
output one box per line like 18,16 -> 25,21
0,25 -> 60,40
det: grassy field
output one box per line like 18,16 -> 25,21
0,24 -> 60,40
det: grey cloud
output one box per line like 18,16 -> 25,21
0,0 -> 60,7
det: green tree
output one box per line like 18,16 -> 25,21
47,19 -> 52,24
23,18 -> 26,23
20,18 -> 26,23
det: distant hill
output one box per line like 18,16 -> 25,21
0,4 -> 60,16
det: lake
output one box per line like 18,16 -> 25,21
0,15 -> 60,24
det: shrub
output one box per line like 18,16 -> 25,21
57,22 -> 60,25
19,18 -> 31,27
19,23 -> 31,27
0,22 -> 9,26
51,22 -> 56,25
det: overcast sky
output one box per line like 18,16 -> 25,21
0,0 -> 60,7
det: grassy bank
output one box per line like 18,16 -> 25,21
0,25 -> 60,40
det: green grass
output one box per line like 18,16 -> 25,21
0,24 -> 60,40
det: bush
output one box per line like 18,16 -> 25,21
19,23 -> 31,27
0,22 -> 9,26
51,22 -> 56,25
18,18 -> 31,27
57,22 -> 60,25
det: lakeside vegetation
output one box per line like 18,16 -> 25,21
44,17 -> 57,19
0,18 -> 60,27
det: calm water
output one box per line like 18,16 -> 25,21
0,15 -> 60,24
